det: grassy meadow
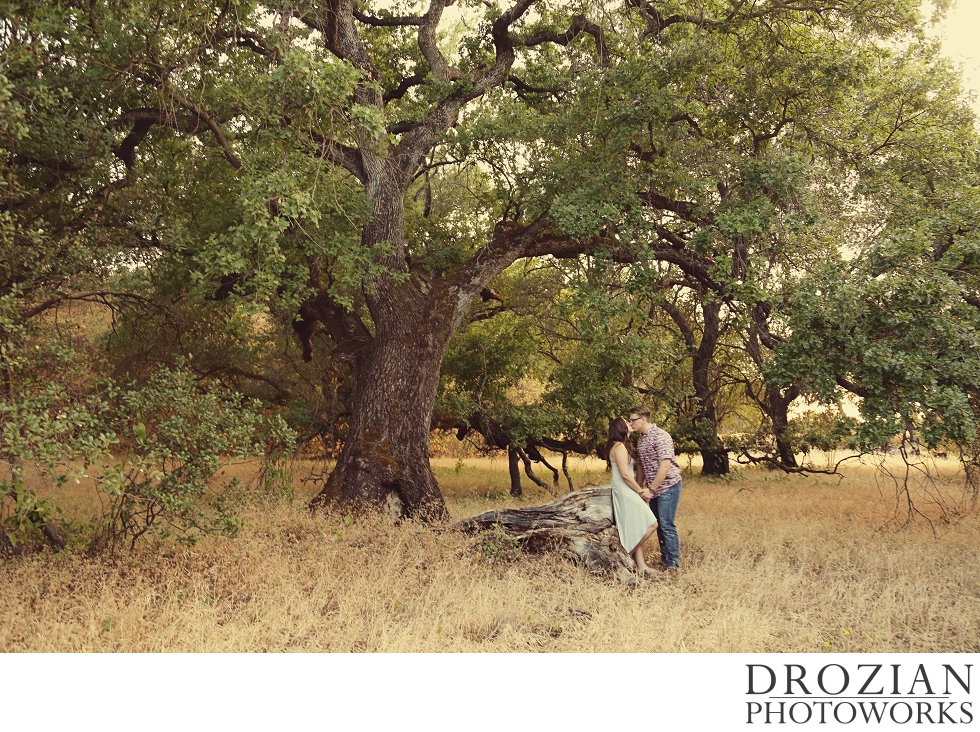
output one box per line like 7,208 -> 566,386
1,453 -> 978,652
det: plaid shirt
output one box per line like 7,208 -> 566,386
637,424 -> 682,498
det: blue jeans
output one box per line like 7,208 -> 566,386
649,479 -> 682,569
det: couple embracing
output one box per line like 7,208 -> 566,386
606,406 -> 683,577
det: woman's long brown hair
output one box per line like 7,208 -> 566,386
605,417 -> 636,470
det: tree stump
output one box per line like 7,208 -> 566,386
457,486 -> 638,584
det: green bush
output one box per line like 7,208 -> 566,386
1,359 -> 294,553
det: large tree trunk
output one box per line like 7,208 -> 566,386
315,321 -> 451,519
766,385 -> 800,469
310,178 -> 454,520
745,310 -> 801,470
309,160 -> 549,517
457,486 -> 638,584
310,183 -> 531,518
700,445 -> 730,475
661,296 -> 730,476
507,446 -> 522,497
692,300 -> 730,476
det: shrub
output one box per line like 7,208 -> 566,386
1,360 -> 294,553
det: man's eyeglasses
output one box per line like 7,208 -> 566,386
628,417 -> 640,423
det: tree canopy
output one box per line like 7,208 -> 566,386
2,0 -> 979,546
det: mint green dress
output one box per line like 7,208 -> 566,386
610,459 -> 657,553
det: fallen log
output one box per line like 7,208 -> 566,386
457,485 -> 638,584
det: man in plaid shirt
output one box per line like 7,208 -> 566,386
631,405 -> 683,572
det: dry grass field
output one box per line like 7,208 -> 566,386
1,454 -> 978,652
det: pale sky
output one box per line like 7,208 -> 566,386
927,0 -> 980,116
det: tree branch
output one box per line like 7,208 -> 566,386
304,294 -> 374,375
309,131 -> 366,183
507,74 -> 565,99
113,118 -> 156,169
626,0 -> 794,37
647,243 -> 724,292
352,9 -> 423,27
754,116 -> 796,152
734,449 -> 862,476
750,302 -> 785,350
20,291 -> 169,320
384,73 -> 427,103
198,365 -> 291,400
387,120 -> 421,135
658,300 -> 697,351
521,14 -> 609,67
294,2 -> 377,78
669,112 -> 704,137
168,89 -> 242,170
638,191 -> 710,225
418,0 -> 463,82
224,29 -> 272,56
393,0 -> 537,183
836,376 -> 867,399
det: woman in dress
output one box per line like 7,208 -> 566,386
607,417 -> 659,576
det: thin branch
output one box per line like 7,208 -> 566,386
734,449 -> 862,476
658,299 -> 697,351
521,14 -> 609,67
384,73 -> 427,103
168,90 -> 242,170
410,157 -> 466,182
8,155 -> 85,173
392,0 -> 537,183
669,112 -> 704,137
21,291 -> 168,320
507,74 -> 565,99
223,29 -> 273,56
352,9 -> 422,27
638,191 -> 710,225
309,131 -> 366,183
197,365 -> 291,400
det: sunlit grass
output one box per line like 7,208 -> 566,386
1,454 -> 978,652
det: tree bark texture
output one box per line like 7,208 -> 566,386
517,446 -> 550,490
316,339 -> 450,519
746,312 -> 801,470
700,445 -> 730,475
457,486 -> 638,584
766,385 -> 800,468
32,512 -> 66,551
507,445 -> 522,497
691,299 -> 730,475
662,297 -> 730,476
311,190 -> 528,518
318,181 -> 454,519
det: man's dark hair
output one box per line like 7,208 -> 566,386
629,405 -> 651,420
